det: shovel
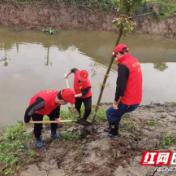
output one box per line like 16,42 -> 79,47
29,120 -> 76,124
65,78 -> 80,118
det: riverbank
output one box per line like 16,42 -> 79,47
0,1 -> 176,38
0,103 -> 176,176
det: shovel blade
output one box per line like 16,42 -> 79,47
68,107 -> 80,118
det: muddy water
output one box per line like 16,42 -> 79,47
0,27 -> 176,128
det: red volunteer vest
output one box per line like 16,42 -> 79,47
74,71 -> 92,98
29,90 -> 60,115
118,53 -> 143,105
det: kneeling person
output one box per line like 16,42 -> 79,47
24,88 -> 75,147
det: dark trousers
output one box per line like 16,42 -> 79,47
32,107 -> 59,139
75,96 -> 92,119
106,102 -> 139,123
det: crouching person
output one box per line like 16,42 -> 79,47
24,88 -> 75,147
103,44 -> 143,138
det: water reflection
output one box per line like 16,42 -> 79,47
0,27 -> 176,128
45,47 -> 50,66
0,50 -> 10,67
153,62 -> 168,72
89,62 -> 99,77
0,27 -> 176,68
0,58 -> 8,66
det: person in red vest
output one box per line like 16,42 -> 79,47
103,44 -> 143,138
24,88 -> 75,147
64,68 -> 92,121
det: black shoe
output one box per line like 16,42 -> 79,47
103,133 -> 119,138
103,120 -> 119,138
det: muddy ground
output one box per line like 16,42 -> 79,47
19,103 -> 176,176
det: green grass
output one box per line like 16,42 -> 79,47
5,124 -> 27,141
147,120 -> 159,126
127,123 -> 136,131
120,113 -> 136,132
60,109 -> 77,120
65,0 -> 118,12
7,0 -> 176,21
0,106 -> 115,175
62,105 -> 108,122
167,102 -> 176,105
0,122 -> 35,175
149,0 -> 176,21
59,132 -> 81,141
161,134 -> 174,148
156,134 -> 175,149
121,117 -> 136,132
92,108 -> 107,121
29,150 -> 36,157
11,0 -> 118,13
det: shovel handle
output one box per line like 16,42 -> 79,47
65,78 -> 70,88
65,78 -> 74,108
30,120 -> 74,124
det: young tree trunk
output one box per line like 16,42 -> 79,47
92,28 -> 123,123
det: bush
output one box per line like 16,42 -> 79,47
42,28 -> 58,35
66,0 -> 118,12
150,0 -> 176,21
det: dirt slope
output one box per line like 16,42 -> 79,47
0,2 -> 176,38
18,103 -> 176,176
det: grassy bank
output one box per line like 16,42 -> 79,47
10,0 -> 118,13
8,0 -> 176,21
150,0 -> 176,21
0,106 -> 107,175
1,102 -> 176,175
0,124 -> 33,175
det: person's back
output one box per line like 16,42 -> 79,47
29,90 -> 60,115
24,88 -> 75,147
118,53 -> 143,105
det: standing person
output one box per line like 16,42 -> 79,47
24,88 -> 75,147
64,68 -> 92,121
103,44 -> 143,138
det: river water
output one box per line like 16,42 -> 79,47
0,27 -> 176,128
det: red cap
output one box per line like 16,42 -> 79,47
80,70 -> 88,82
113,44 -> 129,58
61,88 -> 75,105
